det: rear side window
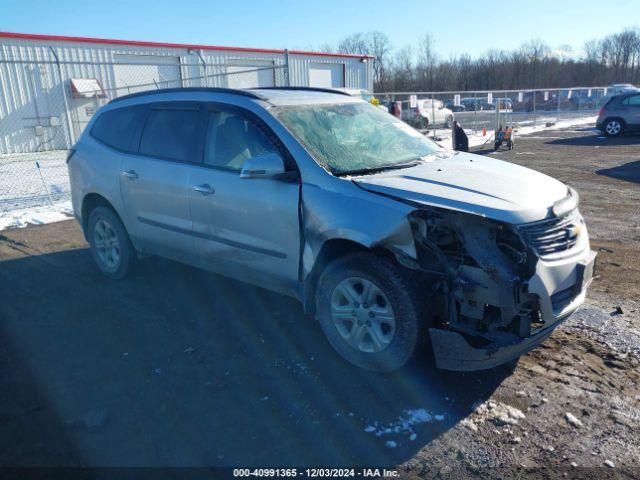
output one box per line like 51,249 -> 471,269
138,108 -> 201,162
91,105 -> 145,151
622,95 -> 640,105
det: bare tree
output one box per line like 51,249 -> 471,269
416,34 -> 438,90
368,31 -> 392,89
329,26 -> 640,92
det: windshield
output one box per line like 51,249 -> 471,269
273,102 -> 439,175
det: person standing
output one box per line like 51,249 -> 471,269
452,121 -> 469,152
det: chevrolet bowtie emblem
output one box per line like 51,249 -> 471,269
566,225 -> 581,239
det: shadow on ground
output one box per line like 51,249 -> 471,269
545,133 -> 640,147
469,147 -> 498,156
0,248 -> 512,467
596,160 -> 640,184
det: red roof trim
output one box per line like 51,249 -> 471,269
0,31 -> 374,59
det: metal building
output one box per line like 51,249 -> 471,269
0,31 -> 374,154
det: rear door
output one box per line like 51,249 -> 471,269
120,102 -> 205,262
188,104 -> 300,292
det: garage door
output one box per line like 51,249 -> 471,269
308,63 -> 344,88
113,54 -> 181,94
226,60 -> 275,89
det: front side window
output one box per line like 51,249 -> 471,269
91,105 -> 145,151
138,108 -> 201,162
204,110 -> 279,171
273,102 -> 439,175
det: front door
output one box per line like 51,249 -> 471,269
622,94 -> 640,129
188,105 -> 300,292
120,102 -> 204,262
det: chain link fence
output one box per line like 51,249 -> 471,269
0,55 -> 287,216
375,87 -> 607,147
0,54 -> 609,216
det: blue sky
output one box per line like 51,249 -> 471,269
0,0 -> 637,58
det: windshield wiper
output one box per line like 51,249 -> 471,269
335,158 -> 423,177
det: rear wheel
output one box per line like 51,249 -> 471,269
87,206 -> 133,279
315,253 -> 423,372
603,118 -> 624,137
445,115 -> 454,128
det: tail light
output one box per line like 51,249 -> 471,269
598,106 -> 605,117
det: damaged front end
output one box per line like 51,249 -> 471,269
407,207 -> 595,371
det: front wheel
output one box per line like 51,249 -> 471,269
603,119 -> 623,137
315,253 -> 423,372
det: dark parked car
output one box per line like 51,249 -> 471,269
596,92 -> 640,136
444,100 -> 466,112
460,97 -> 489,111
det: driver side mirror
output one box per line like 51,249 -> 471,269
240,152 -> 286,179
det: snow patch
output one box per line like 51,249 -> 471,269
363,408 -> 445,441
0,201 -> 73,231
432,115 -> 597,150
471,400 -> 526,426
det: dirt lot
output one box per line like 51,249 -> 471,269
0,126 -> 639,478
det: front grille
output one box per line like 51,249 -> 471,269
518,210 -> 581,257
550,286 -> 577,313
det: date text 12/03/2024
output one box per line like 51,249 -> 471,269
232,468 -> 399,477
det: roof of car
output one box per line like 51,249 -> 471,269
252,87 -> 360,106
109,87 -> 360,107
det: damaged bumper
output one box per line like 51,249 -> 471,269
430,248 -> 597,371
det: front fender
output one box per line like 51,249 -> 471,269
301,181 -> 417,277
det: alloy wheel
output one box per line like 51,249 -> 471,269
330,277 -> 396,353
93,218 -> 120,270
605,120 -> 621,135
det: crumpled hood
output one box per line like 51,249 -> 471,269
353,151 -> 568,224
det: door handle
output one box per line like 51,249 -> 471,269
121,170 -> 138,180
192,184 -> 215,195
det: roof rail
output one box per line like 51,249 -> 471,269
251,86 -> 352,96
109,87 -> 267,104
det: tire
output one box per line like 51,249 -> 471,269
603,118 -> 624,137
87,206 -> 134,279
445,116 -> 454,128
314,252 -> 423,372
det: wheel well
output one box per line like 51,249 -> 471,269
81,193 -> 120,239
302,239 -> 399,316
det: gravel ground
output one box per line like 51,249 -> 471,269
0,126 -> 638,478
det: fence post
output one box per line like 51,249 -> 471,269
431,93 -> 436,140
473,91 -> 477,133
49,47 -> 75,148
195,49 -> 207,87
284,49 -> 291,87
578,88 -> 581,114
35,161 -> 54,206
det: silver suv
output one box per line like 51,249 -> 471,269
68,87 -> 596,372
596,91 -> 640,137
